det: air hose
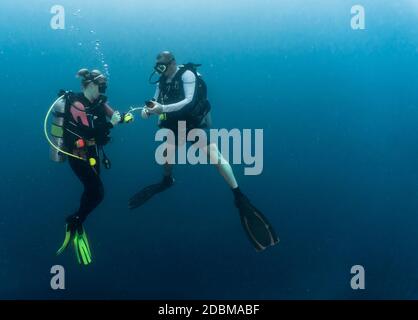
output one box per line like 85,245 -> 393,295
44,95 -> 85,161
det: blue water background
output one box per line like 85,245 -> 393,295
1,0 -> 418,299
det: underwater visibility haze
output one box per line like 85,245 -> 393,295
1,0 -> 418,299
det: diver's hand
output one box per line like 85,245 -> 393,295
147,102 -> 164,115
141,108 -> 151,119
110,111 -> 122,126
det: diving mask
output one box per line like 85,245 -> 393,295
154,61 -> 171,74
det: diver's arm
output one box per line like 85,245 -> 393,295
161,71 -> 196,113
104,103 -> 115,117
69,104 -> 113,139
76,117 -> 113,138
73,120 -> 113,140
153,86 -> 160,101
104,103 -> 127,124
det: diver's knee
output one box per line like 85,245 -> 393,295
89,183 -> 104,205
205,143 -> 218,159
207,143 -> 218,154
97,184 -> 105,203
207,143 -> 229,166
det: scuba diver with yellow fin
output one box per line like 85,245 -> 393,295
45,69 -> 134,265
129,51 -> 279,251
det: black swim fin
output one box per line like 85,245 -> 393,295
129,176 -> 174,210
234,191 -> 279,251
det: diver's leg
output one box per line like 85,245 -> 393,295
69,158 -> 104,223
203,143 -> 278,250
163,142 -> 176,177
129,141 -> 175,209
204,143 -> 238,189
163,163 -> 173,177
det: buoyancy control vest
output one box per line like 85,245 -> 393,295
157,63 -> 211,130
49,90 -> 112,162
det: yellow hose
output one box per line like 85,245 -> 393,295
44,95 -> 84,161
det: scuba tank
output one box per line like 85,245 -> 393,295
49,97 -> 67,162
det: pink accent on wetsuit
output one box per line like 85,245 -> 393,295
70,101 -> 89,126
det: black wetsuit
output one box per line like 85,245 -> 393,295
68,157 -> 104,223
63,93 -> 113,224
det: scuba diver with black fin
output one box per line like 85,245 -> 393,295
129,51 -> 278,251
45,69 -> 134,265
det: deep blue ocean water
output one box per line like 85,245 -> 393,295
1,0 -> 418,299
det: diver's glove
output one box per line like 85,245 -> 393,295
110,111 -> 122,126
147,102 -> 164,115
141,108 -> 151,119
